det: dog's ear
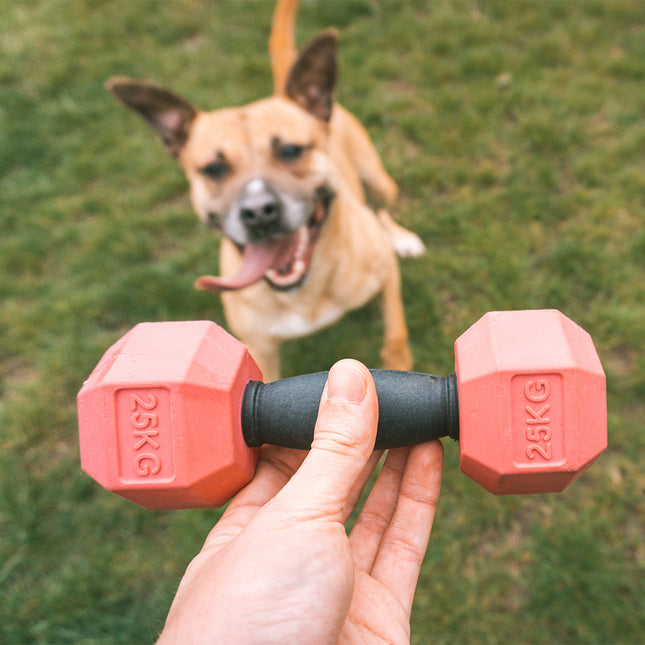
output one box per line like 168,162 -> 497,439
285,29 -> 338,122
106,78 -> 197,157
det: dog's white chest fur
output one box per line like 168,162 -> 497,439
268,303 -> 346,340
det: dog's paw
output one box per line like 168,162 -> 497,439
391,229 -> 426,258
377,209 -> 426,258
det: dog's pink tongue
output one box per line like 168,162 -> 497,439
194,240 -> 286,292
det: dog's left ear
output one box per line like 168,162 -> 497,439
285,29 -> 338,122
106,78 -> 198,158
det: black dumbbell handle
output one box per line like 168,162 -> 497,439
241,370 -> 459,450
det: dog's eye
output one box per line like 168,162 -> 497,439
275,143 -> 308,163
200,160 -> 230,180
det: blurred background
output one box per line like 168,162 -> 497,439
1,1 -> 644,642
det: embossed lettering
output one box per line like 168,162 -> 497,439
130,392 -> 157,410
512,374 -> 563,467
524,380 -> 552,461
130,392 -> 161,476
133,429 -> 160,451
132,411 -> 158,429
524,380 -> 550,402
527,443 -> 552,460
525,403 -> 550,425
526,425 -> 552,442
135,452 -> 161,476
117,388 -> 172,481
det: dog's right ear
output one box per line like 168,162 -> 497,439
285,29 -> 338,122
106,78 -> 198,158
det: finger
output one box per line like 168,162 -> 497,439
203,446 -> 307,551
231,445 -> 308,509
214,437 -> 382,550
341,450 -> 384,523
270,359 -> 379,521
348,447 -> 410,572
370,440 -> 444,617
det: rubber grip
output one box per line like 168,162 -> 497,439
241,370 -> 459,450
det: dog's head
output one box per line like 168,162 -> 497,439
108,31 -> 339,291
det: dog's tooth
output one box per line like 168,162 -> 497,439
265,256 -> 306,287
293,259 -> 306,276
296,226 -> 309,258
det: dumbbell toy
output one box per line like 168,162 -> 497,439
78,310 -> 606,510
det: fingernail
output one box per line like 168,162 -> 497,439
326,360 -> 368,404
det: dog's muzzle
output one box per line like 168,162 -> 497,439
195,186 -> 334,293
237,181 -> 284,240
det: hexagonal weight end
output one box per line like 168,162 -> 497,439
454,310 -> 606,495
78,321 -> 262,509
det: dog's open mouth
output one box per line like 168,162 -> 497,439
195,194 -> 330,293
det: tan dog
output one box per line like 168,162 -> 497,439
108,0 -> 424,381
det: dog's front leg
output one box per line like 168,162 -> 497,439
380,261 -> 413,372
221,298 -> 282,381
243,337 -> 282,383
235,337 -> 281,383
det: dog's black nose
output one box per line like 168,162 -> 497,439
239,180 -> 282,230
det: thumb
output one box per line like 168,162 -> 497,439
272,359 -> 379,520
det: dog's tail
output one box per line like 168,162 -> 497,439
269,0 -> 299,94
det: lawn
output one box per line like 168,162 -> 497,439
1,1 -> 644,643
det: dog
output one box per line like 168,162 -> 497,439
107,0 -> 424,381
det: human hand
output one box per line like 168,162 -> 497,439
157,359 -> 444,645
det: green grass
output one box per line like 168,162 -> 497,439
1,0 -> 644,643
